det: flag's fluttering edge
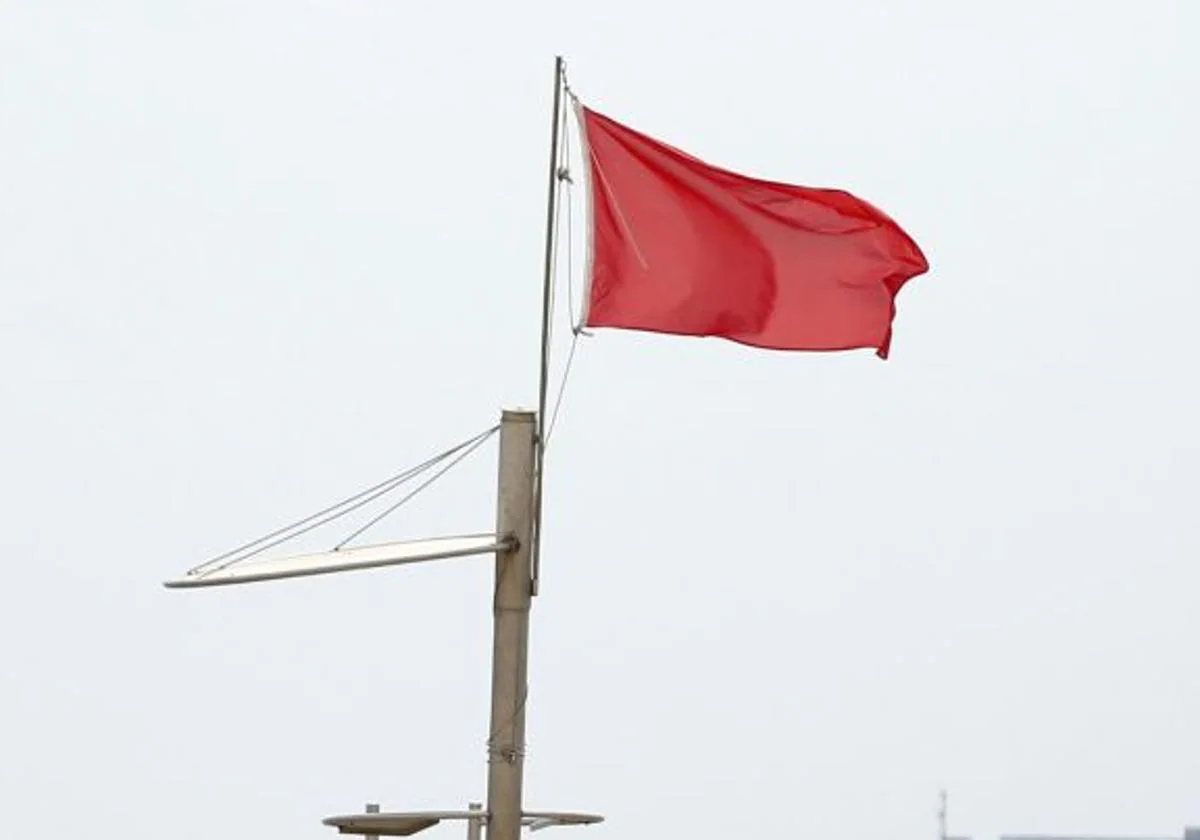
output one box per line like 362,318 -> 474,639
574,104 -> 929,359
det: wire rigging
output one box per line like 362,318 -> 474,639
561,90 -> 583,337
334,426 -> 498,550
188,424 -> 500,577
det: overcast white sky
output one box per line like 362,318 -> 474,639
2,2 -> 1197,839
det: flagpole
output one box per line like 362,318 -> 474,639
485,409 -> 537,840
532,55 -> 565,596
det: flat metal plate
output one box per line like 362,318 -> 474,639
325,814 -> 442,836
523,812 -> 604,826
164,535 -> 507,589
323,812 -> 473,837
322,810 -> 604,836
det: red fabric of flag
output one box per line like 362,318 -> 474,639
575,104 -> 929,359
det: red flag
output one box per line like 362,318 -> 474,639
574,104 -> 929,358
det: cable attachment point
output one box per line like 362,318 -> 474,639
556,166 -> 572,184
486,742 -> 526,764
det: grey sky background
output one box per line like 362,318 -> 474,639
1,2 -> 1197,839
